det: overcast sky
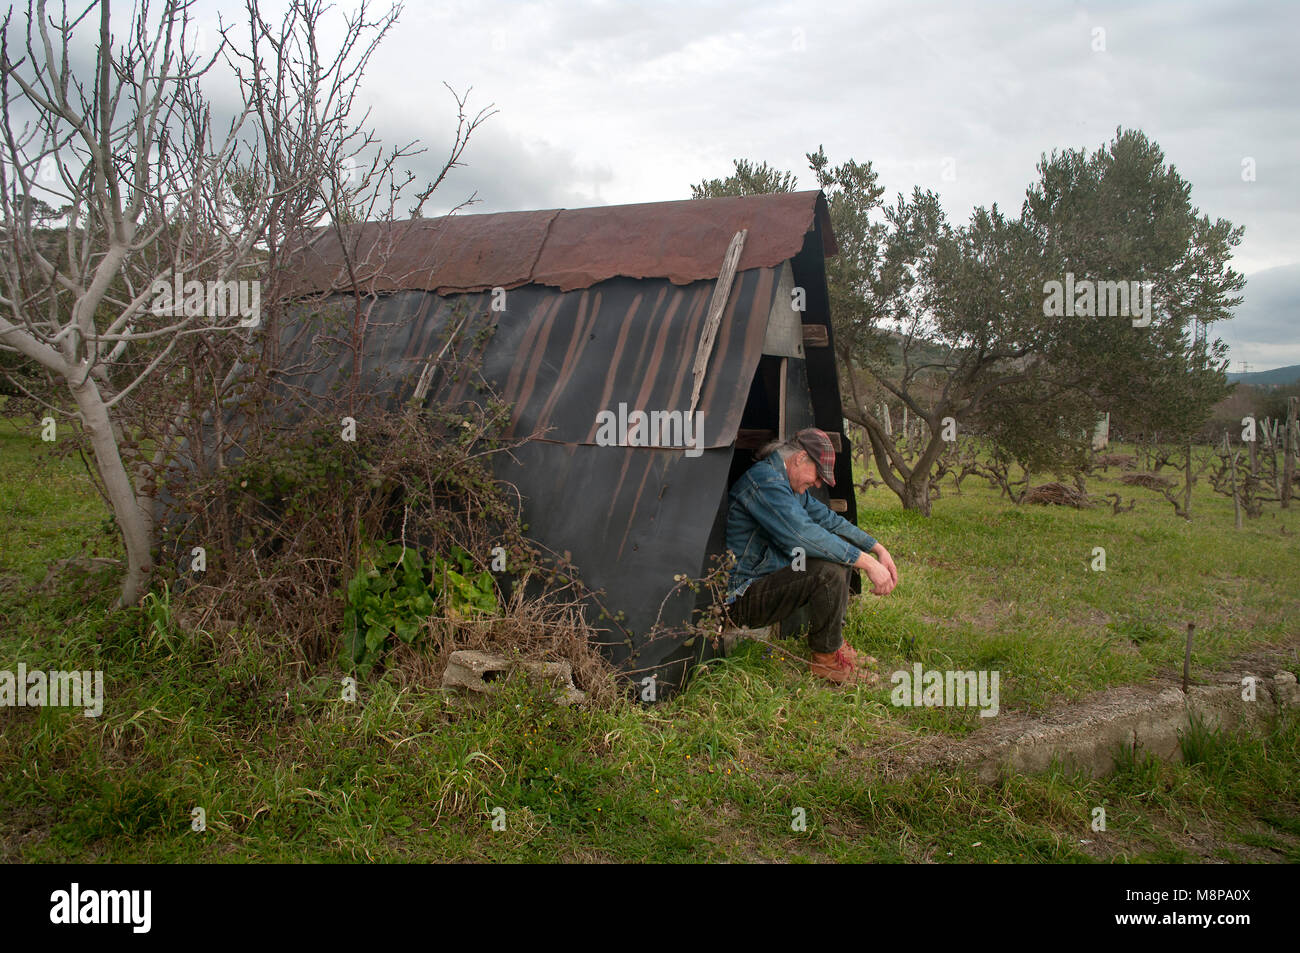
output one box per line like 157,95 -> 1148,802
187,0 -> 1299,370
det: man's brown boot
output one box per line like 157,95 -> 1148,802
833,643 -> 878,670
809,647 -> 879,686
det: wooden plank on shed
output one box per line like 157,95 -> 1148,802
736,428 -> 776,450
689,229 -> 747,416
801,324 -> 829,348
738,428 -> 841,450
762,262 -> 805,358
778,357 -> 788,440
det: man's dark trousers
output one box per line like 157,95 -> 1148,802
725,558 -> 851,654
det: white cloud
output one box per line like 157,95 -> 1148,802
95,0 -> 1300,367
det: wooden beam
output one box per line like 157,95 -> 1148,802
828,499 -> 848,513
778,357 -> 788,440
736,428 -> 842,451
735,428 -> 776,450
801,324 -> 829,347
689,229 -> 747,416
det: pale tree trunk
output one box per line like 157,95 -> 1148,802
0,324 -> 153,605
69,374 -> 154,605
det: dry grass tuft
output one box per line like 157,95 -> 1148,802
159,399 -> 619,704
1023,481 -> 1090,507
1120,472 -> 1176,491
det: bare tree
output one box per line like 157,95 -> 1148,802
0,0 -> 490,605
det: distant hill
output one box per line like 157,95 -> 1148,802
865,332 -> 1298,391
1227,364 -> 1300,388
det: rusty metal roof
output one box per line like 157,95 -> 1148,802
284,190 -> 835,296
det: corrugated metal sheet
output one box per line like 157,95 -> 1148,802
283,191 -> 835,297
491,439 -> 734,678
280,270 -> 778,449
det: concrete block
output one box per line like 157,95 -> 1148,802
1271,670 -> 1299,709
442,649 -> 585,705
973,676 -> 1289,782
720,625 -> 770,654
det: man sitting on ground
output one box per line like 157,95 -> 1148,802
724,428 -> 897,685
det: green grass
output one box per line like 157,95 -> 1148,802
0,417 -> 123,584
2,414 -> 1299,862
846,460 -> 1299,713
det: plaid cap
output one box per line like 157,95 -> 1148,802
794,428 -> 836,487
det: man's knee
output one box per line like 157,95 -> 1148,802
805,558 -> 851,589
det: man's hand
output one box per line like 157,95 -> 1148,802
871,543 -> 899,586
853,547 -> 897,596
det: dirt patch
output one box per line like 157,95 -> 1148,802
919,598 -> 1006,633
1071,608 -> 1112,631
1078,813 -> 1298,864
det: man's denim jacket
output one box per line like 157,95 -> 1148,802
725,453 -> 877,602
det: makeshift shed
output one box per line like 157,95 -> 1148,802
276,190 -> 858,694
